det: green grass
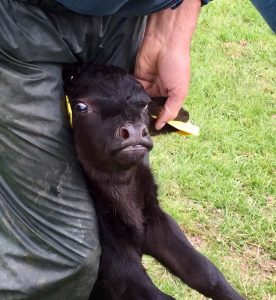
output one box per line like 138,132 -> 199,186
144,1 -> 276,299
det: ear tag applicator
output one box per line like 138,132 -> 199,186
66,95 -> 73,128
151,115 -> 200,136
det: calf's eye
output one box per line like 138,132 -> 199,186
75,103 -> 88,112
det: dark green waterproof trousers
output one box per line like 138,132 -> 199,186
0,1 -> 146,299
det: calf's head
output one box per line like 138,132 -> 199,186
64,66 -> 153,172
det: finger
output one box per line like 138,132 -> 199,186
136,79 -> 164,98
136,78 -> 153,90
155,94 -> 186,130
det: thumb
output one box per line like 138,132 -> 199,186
155,95 -> 185,130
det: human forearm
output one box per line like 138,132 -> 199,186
144,0 -> 201,51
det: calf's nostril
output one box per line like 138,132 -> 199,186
142,127 -> 149,137
119,127 -> 130,140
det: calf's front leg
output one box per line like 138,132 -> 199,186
90,238 -> 175,300
143,207 -> 245,300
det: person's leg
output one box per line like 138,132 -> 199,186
0,1 -> 147,299
0,59 -> 100,300
251,0 -> 276,32
0,1 -> 101,299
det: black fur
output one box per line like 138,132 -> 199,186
63,65 -> 245,300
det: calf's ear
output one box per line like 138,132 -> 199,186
62,63 -> 93,87
148,97 -> 190,136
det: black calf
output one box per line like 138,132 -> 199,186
63,65 -> 244,300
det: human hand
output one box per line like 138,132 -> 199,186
135,37 -> 190,130
134,0 -> 200,130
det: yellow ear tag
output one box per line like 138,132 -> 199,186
167,120 -> 200,136
151,115 -> 200,136
66,95 -> 73,128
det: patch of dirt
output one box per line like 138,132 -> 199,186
258,259 -> 276,274
222,40 -> 249,58
259,196 -> 275,222
246,243 -> 263,257
242,243 -> 276,280
189,235 -> 205,249
267,196 -> 275,205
